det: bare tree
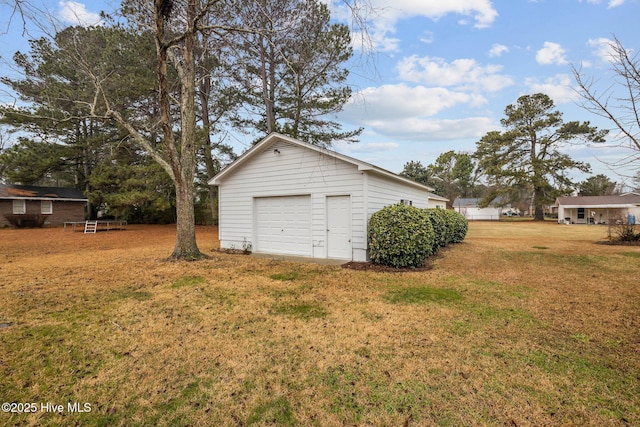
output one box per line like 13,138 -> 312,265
573,36 -> 640,169
1,0 -> 375,260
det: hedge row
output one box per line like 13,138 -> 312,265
3,214 -> 47,228
368,203 -> 468,268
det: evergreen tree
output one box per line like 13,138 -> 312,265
88,140 -> 175,223
401,153 -> 480,207
579,174 -> 617,196
226,0 -> 361,146
400,161 -> 430,185
475,94 -> 607,220
0,25 -> 158,220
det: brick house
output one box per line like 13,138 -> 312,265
0,184 -> 87,227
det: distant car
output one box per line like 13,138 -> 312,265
503,211 -> 517,217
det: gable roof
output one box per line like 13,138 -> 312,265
0,184 -> 87,201
556,194 -> 640,207
208,132 -> 435,192
426,192 -> 448,202
453,197 -> 504,208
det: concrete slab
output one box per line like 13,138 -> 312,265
251,252 -> 347,266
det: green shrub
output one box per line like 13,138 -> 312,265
368,203 -> 435,268
3,214 -> 47,228
425,208 -> 448,251
614,224 -> 640,242
441,209 -> 468,243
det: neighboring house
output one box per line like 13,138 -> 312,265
453,197 -> 504,220
0,184 -> 87,227
208,133 -> 447,262
555,193 -> 640,224
426,192 -> 448,209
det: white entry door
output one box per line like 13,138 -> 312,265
327,195 -> 352,259
255,196 -> 311,256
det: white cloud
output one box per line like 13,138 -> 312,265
58,1 -> 102,26
376,0 -> 498,28
524,74 -> 578,104
339,83 -> 496,140
396,55 -> 514,92
330,0 -> 497,52
578,0 -> 624,7
588,37 -> 616,62
608,0 -> 625,7
362,117 -> 495,140
420,31 -> 435,44
350,28 -> 400,53
345,83 -> 487,121
536,42 -> 568,65
342,141 -> 399,153
489,43 -> 509,57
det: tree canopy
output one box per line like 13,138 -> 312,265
0,0 -> 363,259
224,0 -> 361,146
0,25 -> 158,218
578,174 -> 618,196
401,152 -> 479,208
475,93 -> 608,220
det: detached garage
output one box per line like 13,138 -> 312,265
208,133 -> 444,262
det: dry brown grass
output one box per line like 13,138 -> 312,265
0,222 -> 638,426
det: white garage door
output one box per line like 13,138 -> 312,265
255,196 -> 311,256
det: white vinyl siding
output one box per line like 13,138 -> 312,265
458,207 -> 501,221
215,137 -> 435,261
218,141 -> 363,258
12,199 -> 25,214
366,172 -> 430,216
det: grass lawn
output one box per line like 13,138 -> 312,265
0,222 -> 638,426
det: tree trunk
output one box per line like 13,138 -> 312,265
259,35 -> 276,133
534,205 -> 544,221
198,77 -> 219,225
154,0 -> 203,260
170,0 -> 203,260
172,176 -> 200,260
533,187 -> 545,221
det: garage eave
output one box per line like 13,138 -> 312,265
560,204 -> 636,209
209,132 -> 435,194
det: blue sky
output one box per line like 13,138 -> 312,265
1,0 -> 639,186
327,0 -> 640,185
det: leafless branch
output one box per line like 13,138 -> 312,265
573,36 -> 640,164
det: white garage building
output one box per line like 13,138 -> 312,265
453,198 -> 504,221
208,133 -> 445,262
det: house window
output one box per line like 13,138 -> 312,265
41,200 -> 53,214
12,199 -> 25,214
400,199 -> 413,206
577,208 -> 585,220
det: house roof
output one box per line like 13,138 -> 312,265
556,194 -> 640,208
208,132 -> 436,193
0,184 -> 87,201
453,197 -> 504,208
426,192 -> 449,202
